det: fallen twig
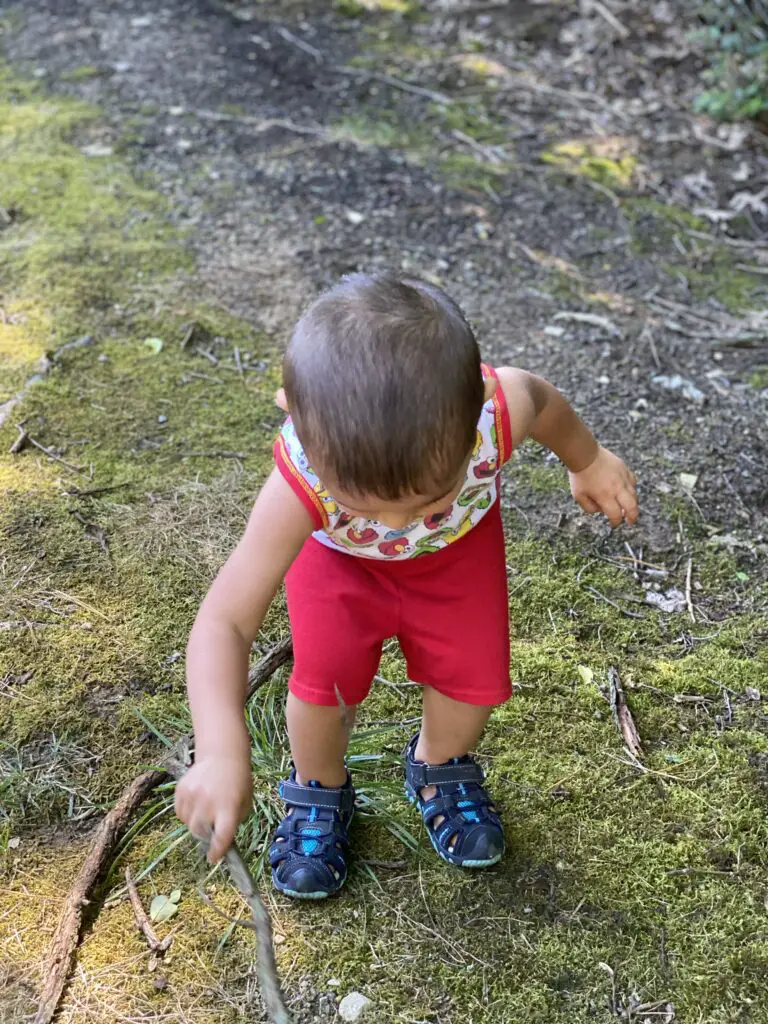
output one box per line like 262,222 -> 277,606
20,429 -> 87,475
666,866 -> 733,877
176,450 -> 247,460
685,558 -> 695,623
233,346 -> 245,380
274,25 -> 323,62
124,867 -> 174,954
9,424 -> 29,454
34,639 -> 294,1024
173,106 -> 328,137
247,638 -> 293,701
583,0 -> 629,38
607,666 -> 643,759
180,321 -> 200,350
451,128 -> 505,165
361,858 -> 407,870
336,65 -> 451,105
584,585 -> 645,620
63,483 -> 130,499
34,769 -> 170,1024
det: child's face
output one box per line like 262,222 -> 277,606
324,455 -> 471,531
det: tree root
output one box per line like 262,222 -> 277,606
35,637 -> 294,1024
34,768 -> 170,1024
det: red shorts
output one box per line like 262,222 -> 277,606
285,502 -> 511,707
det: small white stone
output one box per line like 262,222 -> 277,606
338,992 -> 373,1021
80,143 -> 113,157
345,210 -> 366,226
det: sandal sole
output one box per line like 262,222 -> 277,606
272,869 -> 347,900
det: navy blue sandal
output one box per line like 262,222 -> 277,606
269,769 -> 355,899
403,734 -> 504,868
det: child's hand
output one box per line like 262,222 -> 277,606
568,446 -> 638,527
174,755 -> 253,863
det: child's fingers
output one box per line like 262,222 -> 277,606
208,809 -> 238,863
174,787 -> 188,822
189,813 -> 214,850
619,486 -> 638,524
600,498 -> 624,527
577,494 -> 600,514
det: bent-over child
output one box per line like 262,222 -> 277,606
175,273 -> 638,898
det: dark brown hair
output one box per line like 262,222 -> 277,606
283,273 -> 484,499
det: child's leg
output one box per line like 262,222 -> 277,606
416,685 -> 492,767
286,692 -> 355,787
416,686 -> 493,823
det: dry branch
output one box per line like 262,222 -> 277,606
124,867 -> 174,954
608,666 -> 643,759
175,816 -> 292,1024
34,768 -> 170,1024
35,639 -> 294,1024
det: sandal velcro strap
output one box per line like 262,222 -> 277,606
279,779 -> 356,815
420,790 -> 491,824
406,760 -> 484,790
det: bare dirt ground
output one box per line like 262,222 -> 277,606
1,1 -> 768,1022
5,0 -> 768,542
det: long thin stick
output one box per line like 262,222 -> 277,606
187,825 -> 292,1024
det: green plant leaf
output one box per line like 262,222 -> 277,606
143,336 -> 164,354
169,888 -> 182,904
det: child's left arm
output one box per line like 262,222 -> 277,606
496,367 -> 638,527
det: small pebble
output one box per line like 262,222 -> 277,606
338,992 -> 373,1022
80,143 -> 113,158
158,415 -> 168,424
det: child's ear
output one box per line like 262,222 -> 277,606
483,376 -> 498,403
275,387 -> 289,412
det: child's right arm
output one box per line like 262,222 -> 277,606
174,468 -> 313,861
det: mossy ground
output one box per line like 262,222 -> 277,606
2,9 -> 768,1023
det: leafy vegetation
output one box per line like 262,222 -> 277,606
694,0 -> 768,120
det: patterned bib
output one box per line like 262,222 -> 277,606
274,365 -> 512,560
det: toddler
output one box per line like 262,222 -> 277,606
175,274 -> 637,898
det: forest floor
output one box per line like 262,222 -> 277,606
1,1 -> 767,1022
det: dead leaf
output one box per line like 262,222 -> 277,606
150,894 -> 179,924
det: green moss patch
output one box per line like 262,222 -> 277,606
542,138 -> 639,190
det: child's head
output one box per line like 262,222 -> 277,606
284,273 -> 490,525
